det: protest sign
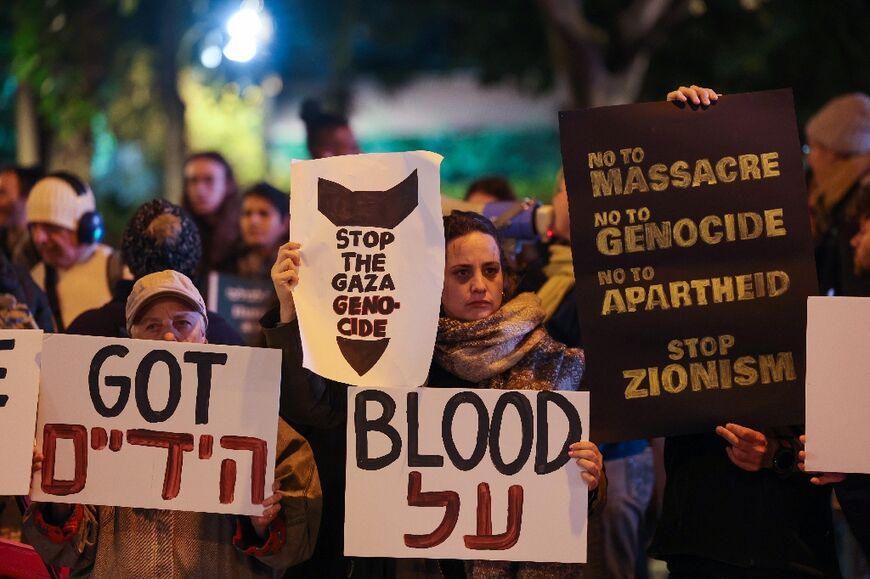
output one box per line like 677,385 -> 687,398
0,330 -> 43,495
31,334 -> 281,515
345,387 -> 591,563
207,271 -> 274,345
559,89 -> 818,442
805,297 -> 870,474
290,151 -> 444,387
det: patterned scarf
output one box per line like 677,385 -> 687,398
434,292 -> 584,392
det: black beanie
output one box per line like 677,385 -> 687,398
122,198 -> 202,279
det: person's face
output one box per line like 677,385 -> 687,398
130,297 -> 206,343
30,222 -> 84,270
184,158 -> 228,216
441,231 -> 504,321
465,190 -> 499,205
240,196 -> 287,249
852,217 -> 870,276
312,126 -> 360,159
806,139 -> 841,183
0,170 -> 22,227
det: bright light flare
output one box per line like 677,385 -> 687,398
223,37 -> 257,62
226,7 -> 262,38
200,45 -> 223,68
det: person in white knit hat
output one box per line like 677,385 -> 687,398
26,171 -> 122,330
806,92 -> 870,296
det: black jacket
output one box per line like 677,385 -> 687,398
0,253 -> 54,331
649,432 -> 839,577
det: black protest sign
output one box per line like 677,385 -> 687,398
559,89 -> 818,442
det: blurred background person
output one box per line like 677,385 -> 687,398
0,165 -> 42,268
221,182 -> 289,278
182,151 -> 242,273
26,172 -> 122,331
464,175 -> 517,204
300,99 -> 360,159
808,92 -> 870,296
68,198 -> 242,345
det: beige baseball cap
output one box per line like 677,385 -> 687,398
126,270 -> 208,335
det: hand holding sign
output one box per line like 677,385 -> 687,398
250,480 -> 283,538
666,85 -> 721,105
797,435 -> 847,486
715,423 -> 772,472
568,441 -> 603,490
271,241 -> 302,323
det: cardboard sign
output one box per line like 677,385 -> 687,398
0,330 -> 43,495
559,89 -> 818,442
805,297 -> 870,474
345,387 -> 591,563
31,334 -> 281,516
207,271 -> 274,345
290,151 -> 445,387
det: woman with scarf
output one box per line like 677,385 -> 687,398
262,210 -> 604,578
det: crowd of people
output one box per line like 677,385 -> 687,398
0,85 -> 868,578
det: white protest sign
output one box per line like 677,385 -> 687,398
805,296 -> 870,474
0,330 -> 43,495
31,334 -> 281,515
290,151 -> 445,387
345,387 -> 590,563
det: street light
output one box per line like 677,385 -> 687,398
223,1 -> 272,63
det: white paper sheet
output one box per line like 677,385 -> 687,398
805,296 -> 870,474
0,330 -> 43,494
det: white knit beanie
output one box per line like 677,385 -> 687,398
805,92 -> 870,156
25,176 -> 96,230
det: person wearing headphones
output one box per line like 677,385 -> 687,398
25,172 -> 122,331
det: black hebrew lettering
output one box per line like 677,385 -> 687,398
89,344 -> 131,418
489,392 -> 533,476
0,339 -> 13,407
535,390 -> 583,475
355,389 -> 401,470
442,391 -> 489,471
337,336 -> 390,376
318,170 -> 419,229
135,350 -> 182,423
183,351 -> 228,425
407,392 -> 444,468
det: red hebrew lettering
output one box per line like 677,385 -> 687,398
127,429 -> 194,500
220,436 -> 267,504
90,427 -> 108,451
403,471 -> 460,549
464,483 -> 524,550
41,424 -> 88,496
220,459 -> 237,504
199,434 -> 214,460
109,429 -> 124,451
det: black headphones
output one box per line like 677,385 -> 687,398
47,171 -> 105,245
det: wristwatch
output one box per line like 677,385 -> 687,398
772,440 -> 796,474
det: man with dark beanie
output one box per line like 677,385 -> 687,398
67,198 -> 242,344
